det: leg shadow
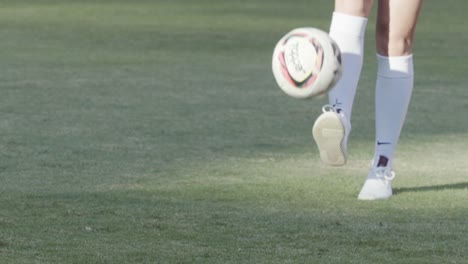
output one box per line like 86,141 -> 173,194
394,182 -> 468,195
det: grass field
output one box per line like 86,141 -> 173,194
0,0 -> 467,263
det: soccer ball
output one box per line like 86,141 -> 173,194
272,27 -> 342,99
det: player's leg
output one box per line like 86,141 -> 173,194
328,0 -> 373,116
358,0 -> 423,200
312,0 -> 373,166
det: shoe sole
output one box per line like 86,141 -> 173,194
312,112 -> 346,166
358,193 -> 392,201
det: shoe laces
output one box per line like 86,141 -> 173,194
373,167 -> 396,182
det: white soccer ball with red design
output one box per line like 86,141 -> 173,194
272,27 -> 342,99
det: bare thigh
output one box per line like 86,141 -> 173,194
376,0 -> 423,56
334,0 -> 374,17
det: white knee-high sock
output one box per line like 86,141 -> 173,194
328,12 -> 368,118
373,54 -> 414,168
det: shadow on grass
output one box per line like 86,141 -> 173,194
394,182 -> 468,194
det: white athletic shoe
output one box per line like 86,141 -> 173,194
358,167 -> 395,200
312,105 -> 351,166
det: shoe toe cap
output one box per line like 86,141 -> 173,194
357,179 -> 392,200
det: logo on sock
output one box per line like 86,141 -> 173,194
377,155 -> 389,167
377,141 -> 392,145
333,99 -> 342,113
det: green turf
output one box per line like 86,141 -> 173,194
0,0 -> 467,263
